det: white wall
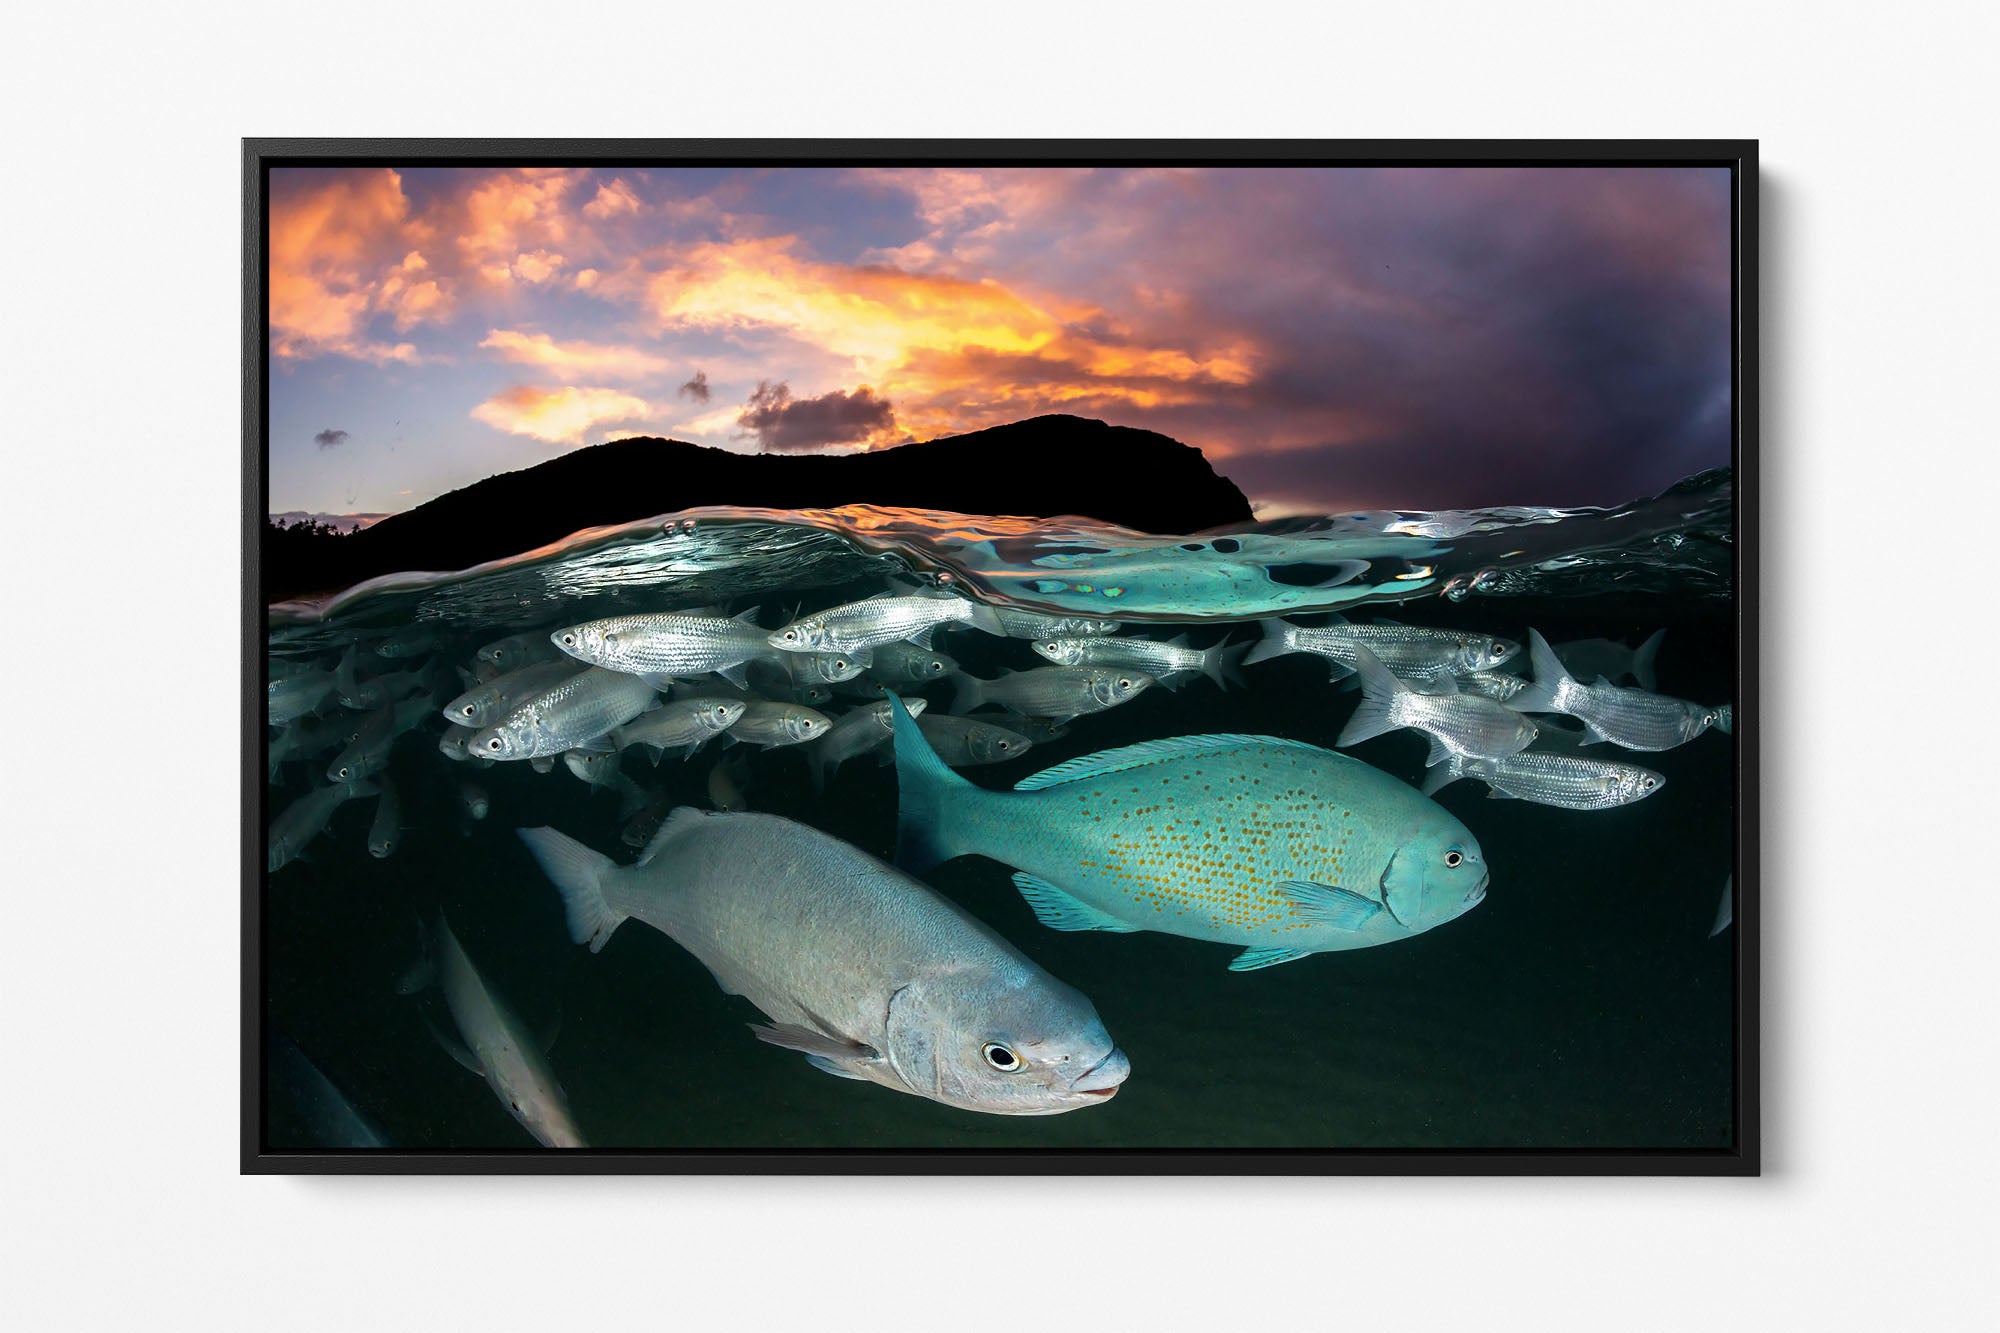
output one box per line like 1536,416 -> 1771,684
5,3 -> 1994,1330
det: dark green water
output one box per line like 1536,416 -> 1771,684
262,482 -> 1736,1155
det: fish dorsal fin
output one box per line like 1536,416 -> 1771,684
1011,872 -> 1139,932
638,806 -> 709,866
1429,671 -> 1459,694
731,606 -> 763,625
1012,733 -> 1329,791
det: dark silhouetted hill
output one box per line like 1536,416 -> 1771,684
265,415 -> 1251,601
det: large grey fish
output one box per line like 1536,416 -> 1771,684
517,812 -> 1129,1115
267,670 -> 337,726
1338,647 -> 1538,764
1244,616 -> 1519,685
916,714 -> 1034,767
866,641 -> 958,685
440,660 -> 575,729
399,913 -> 585,1148
727,700 -> 831,748
951,665 -> 1154,723
768,592 -> 1004,655
1555,630 -> 1665,693
812,697 -> 928,788
268,1033 -> 389,1149
1030,634 -> 1249,691
610,697 -> 746,761
366,775 -> 403,858
469,667 -> 658,761
889,698 -> 1487,971
268,776 -> 378,873
548,608 -> 770,687
1421,750 -> 1664,810
991,609 -> 1122,640
1513,630 -> 1726,752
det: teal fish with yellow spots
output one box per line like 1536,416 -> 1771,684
888,697 -> 1489,970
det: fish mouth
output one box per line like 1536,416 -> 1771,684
1070,1047 -> 1131,1096
1465,874 -> 1490,907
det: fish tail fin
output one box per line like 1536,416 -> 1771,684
962,600 -> 1006,637
1633,628 -> 1666,692
1240,618 -> 1295,667
1419,755 -> 1466,798
1205,639 -> 1252,691
1336,646 -> 1407,747
889,693 -> 977,876
949,671 -> 988,714
1510,629 -> 1573,714
515,827 -> 626,953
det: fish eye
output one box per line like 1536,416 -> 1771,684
561,632 -> 576,647
981,1042 -> 1022,1072
336,766 -> 349,779
1118,677 -> 1133,689
996,740 -> 1011,750
1444,850 -> 1464,868
459,704 -> 475,717
487,738 -> 502,750
1491,644 -> 1507,657
1641,776 -> 1657,789
930,661 -> 944,673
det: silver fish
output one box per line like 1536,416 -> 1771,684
610,697 -> 746,760
1338,647 -> 1537,763
367,775 -> 403,858
1244,616 -> 1519,685
267,670 -> 337,726
438,723 -> 477,762
518,813 -> 1129,1115
401,913 -> 584,1148
334,646 -> 425,710
1513,630 -> 1724,752
991,609 -> 1122,640
562,750 -> 648,816
1710,874 -> 1734,937
707,755 -> 752,811
459,782 -> 490,821
1031,634 -> 1248,691
1451,669 -> 1530,704
728,700 -> 831,748
475,629 -> 564,674
916,714 -> 1034,767
1422,750 -> 1663,810
440,660 -> 576,729
470,667 -> 658,761
268,714 -> 348,780
268,776 -> 378,873
813,697 -> 928,787
865,641 -> 958,685
951,665 -> 1154,723
375,625 -> 448,659
768,593 -> 1004,655
325,704 -> 401,784
550,608 -> 770,686
1555,630 -> 1665,693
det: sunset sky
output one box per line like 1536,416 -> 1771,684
267,164 -> 1732,522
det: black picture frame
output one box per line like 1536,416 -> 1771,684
243,138 -> 1758,1175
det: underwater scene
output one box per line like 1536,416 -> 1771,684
262,470 -> 1737,1154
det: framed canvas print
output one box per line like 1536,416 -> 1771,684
245,139 -> 1755,1173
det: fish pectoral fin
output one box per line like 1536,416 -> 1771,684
1228,946 -> 1313,972
1485,789 -> 1520,800
1276,879 -> 1384,932
421,1008 -> 483,1075
749,1022 -> 880,1064
1011,872 -> 1140,933
803,1053 -> 873,1081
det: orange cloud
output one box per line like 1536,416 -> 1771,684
638,235 -> 1255,436
479,329 -> 673,380
470,385 -> 656,445
457,169 -> 587,281
583,177 -> 641,219
269,169 -> 444,362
